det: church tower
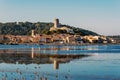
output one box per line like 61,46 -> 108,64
31,30 -> 35,37
54,18 -> 60,28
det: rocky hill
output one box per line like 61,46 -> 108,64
0,22 -> 98,36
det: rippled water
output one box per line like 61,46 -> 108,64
0,44 -> 120,80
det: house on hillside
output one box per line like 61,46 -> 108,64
74,35 -> 83,44
20,36 -> 31,43
52,36 -> 64,44
39,35 -> 52,43
83,36 -> 99,43
30,35 -> 40,43
66,35 -> 76,44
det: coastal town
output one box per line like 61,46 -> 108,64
0,19 -> 117,45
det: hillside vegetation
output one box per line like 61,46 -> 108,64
0,22 -> 98,36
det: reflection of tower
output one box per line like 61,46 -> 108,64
40,77 -> 48,80
54,18 -> 60,28
31,47 -> 34,59
31,30 -> 35,37
54,59 -> 59,70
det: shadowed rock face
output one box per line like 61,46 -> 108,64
0,49 -> 90,64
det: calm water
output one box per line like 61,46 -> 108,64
0,44 -> 120,80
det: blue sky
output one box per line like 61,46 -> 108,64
0,0 -> 120,35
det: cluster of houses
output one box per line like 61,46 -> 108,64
0,33 -> 116,45
0,19 -> 116,45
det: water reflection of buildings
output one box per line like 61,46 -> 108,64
31,47 -> 34,59
32,47 -> 60,70
0,48 -> 90,80
40,77 -> 48,80
0,48 -> 89,68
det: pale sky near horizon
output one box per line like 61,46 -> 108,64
0,0 -> 120,35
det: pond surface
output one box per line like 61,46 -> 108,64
0,44 -> 120,80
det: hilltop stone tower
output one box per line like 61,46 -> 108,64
54,18 -> 60,28
50,18 -> 74,33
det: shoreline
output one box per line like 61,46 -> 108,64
0,42 -> 119,46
